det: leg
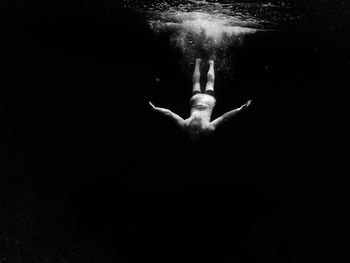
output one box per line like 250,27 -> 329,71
192,59 -> 201,93
205,60 -> 215,92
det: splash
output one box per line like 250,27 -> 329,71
150,11 -> 257,46
123,0 -> 304,78
144,1 -> 266,73
125,0 -> 301,74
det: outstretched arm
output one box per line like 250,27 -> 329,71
209,100 -> 252,130
149,101 -> 186,131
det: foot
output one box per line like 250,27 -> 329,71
195,58 -> 201,66
208,60 -> 214,67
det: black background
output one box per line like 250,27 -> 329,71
1,1 -> 349,262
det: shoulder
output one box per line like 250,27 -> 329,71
204,124 -> 215,135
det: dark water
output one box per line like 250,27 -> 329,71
1,1 -> 349,262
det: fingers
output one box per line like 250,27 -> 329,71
149,101 -> 155,109
240,100 -> 252,110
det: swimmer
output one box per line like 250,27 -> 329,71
149,59 -> 252,140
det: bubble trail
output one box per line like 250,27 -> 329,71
142,1 -> 270,72
126,0 -> 300,73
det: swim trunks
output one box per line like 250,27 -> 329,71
190,91 -> 216,110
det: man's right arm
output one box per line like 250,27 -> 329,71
149,102 -> 186,131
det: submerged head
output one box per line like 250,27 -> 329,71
187,117 -> 203,140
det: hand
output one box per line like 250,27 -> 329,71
242,100 -> 252,110
149,101 -> 156,110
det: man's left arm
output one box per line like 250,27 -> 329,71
209,100 -> 252,130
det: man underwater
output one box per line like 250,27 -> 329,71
149,59 -> 251,140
